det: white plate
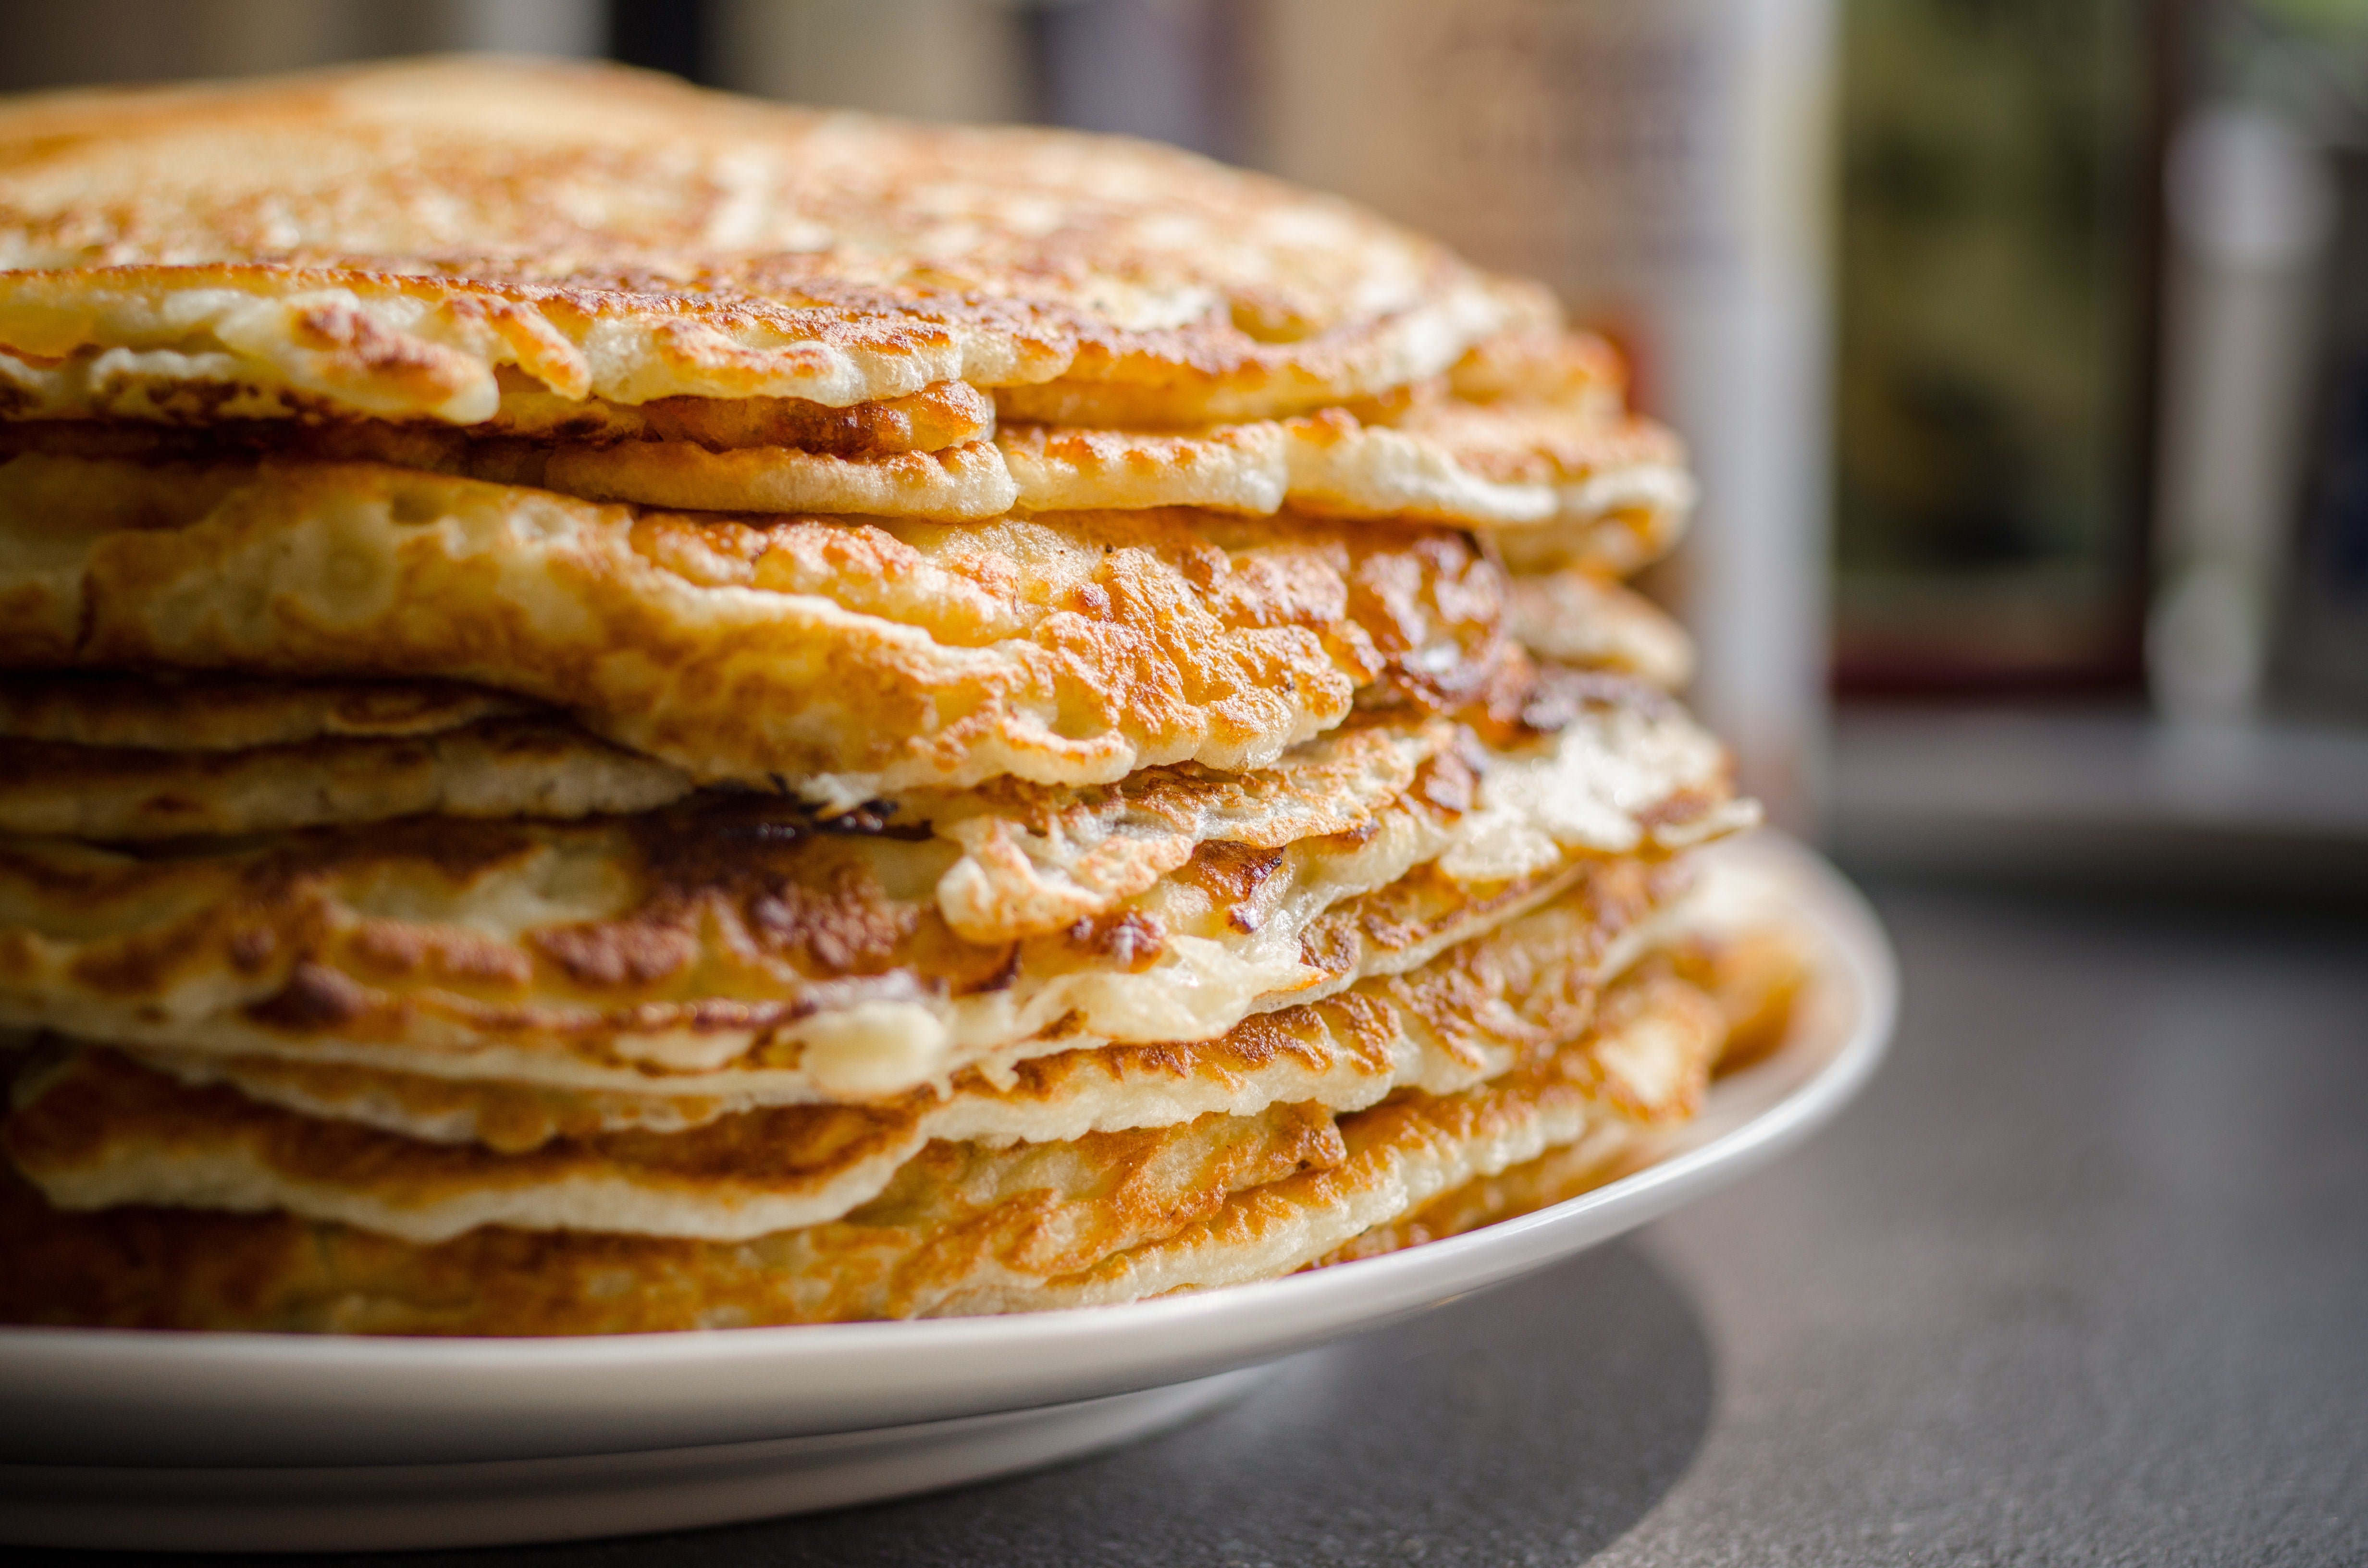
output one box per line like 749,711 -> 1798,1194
0,834 -> 1896,1552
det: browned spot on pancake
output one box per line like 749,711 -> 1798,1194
347,921 -> 535,990
744,865 -> 918,974
56,890 -> 318,1003
619,380 -> 993,457
245,962 -> 373,1030
529,921 -> 699,991
289,297 -> 477,398
1634,787 -> 1725,839
259,816 -> 546,887
1185,839 -> 1288,934
1414,751 -> 1478,815
625,510 -> 773,588
1064,910 -> 1163,971
226,927 -> 277,973
1512,665 -> 1675,738
1296,915 -> 1360,984
956,944 -> 1024,997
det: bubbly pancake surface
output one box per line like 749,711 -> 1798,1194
0,681 -> 1743,1100
994,393 -> 1689,537
130,876 -> 1679,1152
0,363 -> 1694,547
0,57 -> 1540,426
0,933 -> 1736,1331
0,454 -> 1520,804
1,877 -> 1698,1241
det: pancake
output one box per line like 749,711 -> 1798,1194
0,942 -> 1733,1331
1494,509 -> 1687,579
316,392 -> 1687,546
3,881 -> 1696,1241
911,709 -> 1459,943
0,412 -> 1030,521
1324,913 -> 1814,1267
0,58 -> 1541,428
0,568 -> 1693,844
1508,571 -> 1696,691
1314,1128 -> 1632,1266
0,672 -> 1447,860
1017,965 -> 1724,1317
0,671 -> 535,750
0,684 -> 1747,1101
477,378 -> 999,453
12,1041 -> 1342,1246
0,671 -> 696,839
0,366 -> 1688,550
0,455 -> 1515,806
539,438 -> 1021,519
0,378 -> 1001,456
126,877 -> 1675,1151
995,397 -> 1688,541
0,1096 -> 1333,1332
0,674 -> 658,839
1443,329 -> 1629,408
0,716 -> 693,840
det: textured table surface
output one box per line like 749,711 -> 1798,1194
34,876 -> 2368,1567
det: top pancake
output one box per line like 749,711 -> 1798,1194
0,58 -> 1542,427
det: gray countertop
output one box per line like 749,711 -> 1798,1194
31,877 -> 2368,1566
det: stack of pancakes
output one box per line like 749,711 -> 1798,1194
0,60 -> 1799,1333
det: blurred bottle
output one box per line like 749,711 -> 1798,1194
2280,133 -> 2368,716
2229,0 -> 2368,722
2150,102 -> 2336,724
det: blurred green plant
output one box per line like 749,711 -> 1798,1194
2254,0 -> 2368,38
2225,0 -> 2368,135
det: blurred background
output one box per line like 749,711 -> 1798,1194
4,0 -> 2364,892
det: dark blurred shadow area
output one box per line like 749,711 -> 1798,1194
14,1242 -> 1714,1568
0,1 -> 605,88
5,0 -> 2365,894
